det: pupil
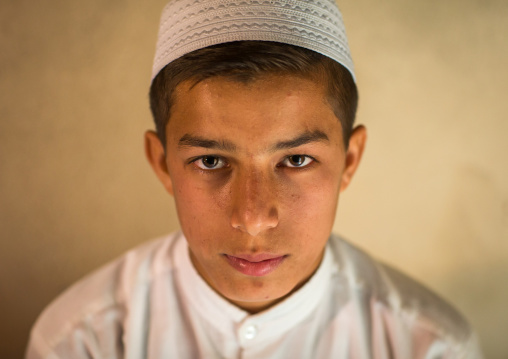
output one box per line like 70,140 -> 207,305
203,156 -> 218,168
290,155 -> 304,166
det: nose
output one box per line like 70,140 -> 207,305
230,169 -> 279,236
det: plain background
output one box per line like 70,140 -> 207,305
1,0 -> 507,357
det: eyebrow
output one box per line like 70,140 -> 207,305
177,130 -> 329,152
270,130 -> 329,151
178,134 -> 237,152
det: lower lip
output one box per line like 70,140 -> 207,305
224,255 -> 286,277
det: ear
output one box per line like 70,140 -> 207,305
144,130 -> 174,196
340,125 -> 367,193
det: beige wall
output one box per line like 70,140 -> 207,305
1,0 -> 506,357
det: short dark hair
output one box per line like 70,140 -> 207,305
149,41 -> 358,148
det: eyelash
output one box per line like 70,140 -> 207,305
189,156 -> 229,171
279,155 -> 316,168
189,154 -> 317,171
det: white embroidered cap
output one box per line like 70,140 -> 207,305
151,0 -> 355,82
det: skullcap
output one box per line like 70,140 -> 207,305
152,0 -> 355,82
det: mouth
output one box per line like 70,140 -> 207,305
223,253 -> 288,277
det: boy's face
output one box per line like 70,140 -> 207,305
146,74 -> 365,312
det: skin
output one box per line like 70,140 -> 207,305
145,74 -> 366,313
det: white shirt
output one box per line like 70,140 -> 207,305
26,232 -> 482,358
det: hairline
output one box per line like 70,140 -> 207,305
149,42 -> 357,152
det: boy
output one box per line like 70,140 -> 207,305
27,0 -> 482,358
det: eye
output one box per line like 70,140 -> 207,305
193,156 -> 227,170
281,155 -> 314,168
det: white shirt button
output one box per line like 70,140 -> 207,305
244,324 -> 258,340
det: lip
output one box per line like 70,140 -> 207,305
224,254 -> 287,277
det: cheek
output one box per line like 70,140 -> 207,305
176,180 -> 230,220
171,176 -> 230,251
280,171 -> 341,253
282,170 -> 340,223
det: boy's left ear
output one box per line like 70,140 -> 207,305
144,130 -> 174,195
340,125 -> 367,192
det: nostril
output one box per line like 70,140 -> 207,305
230,207 -> 279,235
268,207 -> 278,221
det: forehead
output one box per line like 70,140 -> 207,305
166,74 -> 344,151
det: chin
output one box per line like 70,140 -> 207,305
215,276 -> 295,310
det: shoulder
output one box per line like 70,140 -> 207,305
327,234 -> 481,357
26,232 -> 182,358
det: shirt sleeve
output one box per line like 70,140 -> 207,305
26,307 -> 125,359
457,332 -> 484,359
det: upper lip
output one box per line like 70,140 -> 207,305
225,253 -> 286,262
